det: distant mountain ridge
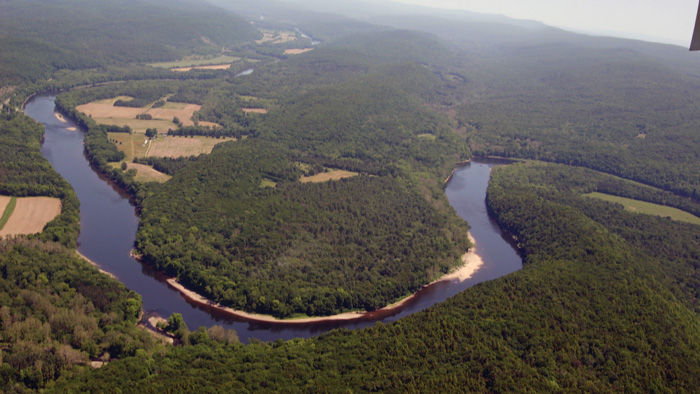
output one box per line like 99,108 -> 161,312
0,0 -> 260,84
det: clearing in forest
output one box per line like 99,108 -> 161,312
172,64 -> 232,72
284,48 -> 314,55
148,55 -> 241,69
147,135 -> 235,158
109,133 -> 233,160
300,169 -> 359,183
256,30 -> 297,44
584,192 -> 700,225
242,108 -> 268,114
112,162 -> 171,183
0,197 -> 61,237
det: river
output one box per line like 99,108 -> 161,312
25,94 -> 522,343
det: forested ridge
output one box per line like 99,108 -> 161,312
457,42 -> 700,199
1,0 -> 700,391
0,0 -> 260,88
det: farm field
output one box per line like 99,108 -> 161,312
109,132 -> 149,161
110,133 -> 235,159
0,197 -> 62,237
147,135 -> 235,158
584,192 -> 700,225
284,48 -> 314,55
94,96 -> 134,105
300,169 -> 359,183
256,30 -> 297,44
77,98 -> 206,131
111,162 -> 171,183
148,55 -> 241,69
96,118 -> 176,133
241,108 -> 267,114
172,64 -> 232,72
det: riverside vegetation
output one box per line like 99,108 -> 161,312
1,0 -> 700,392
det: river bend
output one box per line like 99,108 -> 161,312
25,94 -> 522,342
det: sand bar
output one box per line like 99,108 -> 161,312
166,233 -> 483,324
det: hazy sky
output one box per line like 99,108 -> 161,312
393,0 -> 698,46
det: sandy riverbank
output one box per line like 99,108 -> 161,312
75,250 -> 117,279
166,233 -> 484,324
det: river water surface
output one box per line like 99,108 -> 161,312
26,94 -> 522,342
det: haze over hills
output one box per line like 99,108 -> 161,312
0,0 -> 260,85
0,0 -> 699,392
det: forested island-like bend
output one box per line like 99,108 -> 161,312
162,233 -> 484,324
2,0 -> 700,392
29,92 -> 521,339
51,38 -> 476,319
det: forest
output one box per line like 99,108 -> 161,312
132,60 -> 472,317
1,0 -> 700,392
0,111 -> 158,392
47,162 -> 700,393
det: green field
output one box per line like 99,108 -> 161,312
259,178 -> 277,188
0,197 -> 17,231
584,192 -> 700,225
148,55 -> 242,69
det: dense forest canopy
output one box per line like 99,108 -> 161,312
131,49 -> 472,317
49,162 -> 700,393
0,111 -> 157,392
0,0 -> 700,391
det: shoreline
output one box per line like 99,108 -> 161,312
75,250 -> 117,280
165,233 -> 484,324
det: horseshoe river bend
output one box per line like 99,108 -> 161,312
25,94 -> 522,343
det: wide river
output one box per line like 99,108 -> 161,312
25,94 -> 522,343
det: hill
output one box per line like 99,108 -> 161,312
0,0 -> 260,85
